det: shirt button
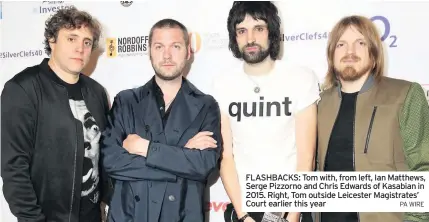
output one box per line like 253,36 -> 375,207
135,195 -> 140,202
168,195 -> 175,201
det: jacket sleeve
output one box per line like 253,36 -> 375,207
145,98 -> 222,182
399,82 -> 429,222
99,87 -> 114,204
100,93 -> 176,182
1,81 -> 46,222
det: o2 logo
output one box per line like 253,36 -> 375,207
370,16 -> 397,48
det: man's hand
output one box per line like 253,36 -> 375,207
185,131 -> 217,150
123,134 -> 149,156
100,201 -> 108,222
286,213 -> 300,222
244,217 -> 256,222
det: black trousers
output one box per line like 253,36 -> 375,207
224,203 -> 313,222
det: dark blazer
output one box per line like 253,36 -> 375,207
100,77 -> 222,222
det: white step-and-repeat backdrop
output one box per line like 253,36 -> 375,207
1,1 -> 429,222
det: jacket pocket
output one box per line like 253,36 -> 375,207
364,106 -> 378,154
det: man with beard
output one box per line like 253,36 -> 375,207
316,15 -> 429,222
211,2 -> 319,222
100,18 -> 222,222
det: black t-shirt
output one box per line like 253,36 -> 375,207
152,79 -> 175,127
322,91 -> 359,222
46,67 -> 101,222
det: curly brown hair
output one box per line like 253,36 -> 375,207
44,7 -> 102,56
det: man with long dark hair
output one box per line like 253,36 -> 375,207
212,2 -> 319,222
1,7 -> 111,222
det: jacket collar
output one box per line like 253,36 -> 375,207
39,58 -> 89,87
138,75 -> 205,146
336,73 -> 375,98
140,76 -> 204,99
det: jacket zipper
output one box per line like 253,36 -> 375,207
364,106 -> 377,153
68,89 -> 79,222
353,97 -> 360,222
69,124 -> 78,222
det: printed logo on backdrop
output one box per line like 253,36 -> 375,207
106,31 -> 228,55
188,32 -> 229,54
106,36 -> 149,58
189,32 -> 201,53
120,1 -> 133,7
106,33 -> 201,58
205,201 -> 230,212
0,49 -> 44,60
281,15 -> 398,48
34,1 -> 75,14
281,31 -> 329,42
0,1 -> 2,20
371,15 -> 398,48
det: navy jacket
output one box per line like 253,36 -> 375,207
100,77 -> 222,222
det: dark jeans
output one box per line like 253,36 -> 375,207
224,203 -> 313,222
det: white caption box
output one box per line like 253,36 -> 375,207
241,172 -> 429,212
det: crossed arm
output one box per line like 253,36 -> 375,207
101,93 -> 222,182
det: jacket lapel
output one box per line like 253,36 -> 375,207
164,78 -> 204,146
318,88 -> 341,170
141,79 -> 166,144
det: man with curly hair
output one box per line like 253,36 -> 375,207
1,7 -> 111,222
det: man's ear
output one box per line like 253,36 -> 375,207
186,43 -> 191,60
49,37 -> 56,52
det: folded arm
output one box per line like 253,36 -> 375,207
145,99 -> 222,182
100,93 -> 176,182
1,81 -> 46,222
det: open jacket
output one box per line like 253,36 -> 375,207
101,77 -> 222,222
1,59 -> 112,222
316,75 -> 429,222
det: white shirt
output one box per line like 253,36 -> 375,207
211,60 -> 320,187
